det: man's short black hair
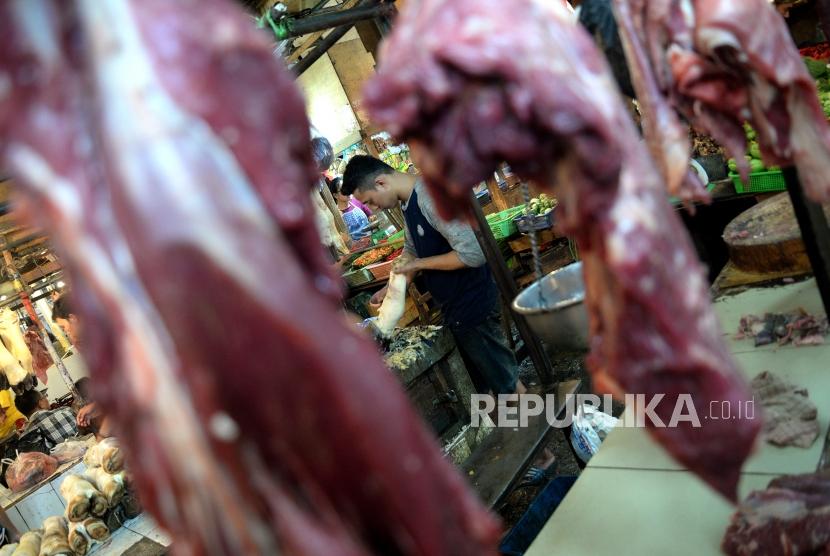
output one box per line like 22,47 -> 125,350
15,389 -> 42,417
52,295 -> 73,320
341,155 -> 396,197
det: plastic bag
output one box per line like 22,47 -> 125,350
51,440 -> 90,464
4,451 -> 58,492
570,403 -> 618,463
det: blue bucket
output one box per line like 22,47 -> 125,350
499,476 -> 578,556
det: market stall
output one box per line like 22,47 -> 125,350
1,0 -> 829,554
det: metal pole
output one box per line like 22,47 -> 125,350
817,0 -> 830,45
281,3 -> 394,39
784,166 -> 830,317
468,192 -> 556,386
293,23 -> 354,75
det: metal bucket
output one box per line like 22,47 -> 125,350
512,262 -> 588,351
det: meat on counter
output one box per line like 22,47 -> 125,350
751,371 -> 819,449
736,310 -> 829,347
723,472 -> 830,555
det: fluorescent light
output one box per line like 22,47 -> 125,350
57,281 -> 65,288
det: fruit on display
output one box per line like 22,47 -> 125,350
527,193 -> 557,216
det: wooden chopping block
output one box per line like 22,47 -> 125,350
723,192 -> 830,274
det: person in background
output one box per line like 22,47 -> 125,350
15,389 -> 77,447
342,155 -> 526,398
49,299 -> 112,438
328,177 -> 378,241
311,136 -> 351,257
72,377 -> 112,438
0,389 -> 26,441
52,295 -> 80,346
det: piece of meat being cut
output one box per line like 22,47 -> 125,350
365,0 -> 760,501
0,0 -> 499,554
614,0 -> 830,203
722,472 -> 830,555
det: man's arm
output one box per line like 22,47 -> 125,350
396,251 -> 467,274
399,183 -> 486,273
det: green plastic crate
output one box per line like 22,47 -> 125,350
386,229 -> 406,243
487,205 -> 526,240
729,170 -> 786,194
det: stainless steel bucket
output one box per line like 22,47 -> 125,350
512,262 -> 588,351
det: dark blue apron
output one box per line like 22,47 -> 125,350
403,188 -> 497,329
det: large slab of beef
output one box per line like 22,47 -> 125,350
365,0 -> 760,501
0,0 -> 500,554
723,472 -> 830,555
612,0 -> 830,203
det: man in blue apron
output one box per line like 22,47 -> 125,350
342,155 -> 525,396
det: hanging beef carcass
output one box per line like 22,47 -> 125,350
0,0 -> 500,554
23,328 -> 50,384
611,0 -> 830,203
0,308 -> 33,375
364,0 -> 761,501
611,0 -> 710,204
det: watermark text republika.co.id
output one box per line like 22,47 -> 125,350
471,393 -> 757,428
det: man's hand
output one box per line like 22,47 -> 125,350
369,286 -> 388,312
77,402 -> 101,427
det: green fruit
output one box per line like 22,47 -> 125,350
749,143 -> 762,160
728,159 -> 738,172
750,159 -> 765,173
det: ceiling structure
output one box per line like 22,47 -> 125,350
0,179 -> 63,306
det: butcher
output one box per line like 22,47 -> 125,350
342,155 -> 526,398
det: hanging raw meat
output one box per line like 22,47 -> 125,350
611,0 -> 830,203
365,0 -> 761,501
0,338 -> 27,387
0,308 -> 32,376
23,328 -> 50,384
611,0 -> 710,204
0,0 -> 499,554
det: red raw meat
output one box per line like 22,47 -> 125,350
0,0 -> 499,554
365,0 -> 760,500
613,0 -> 830,202
612,0 -> 710,205
6,452 -> 58,493
24,329 -> 51,384
722,472 -> 830,555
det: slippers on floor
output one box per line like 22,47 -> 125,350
517,461 -> 558,489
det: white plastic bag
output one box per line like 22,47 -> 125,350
570,403 -> 618,463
